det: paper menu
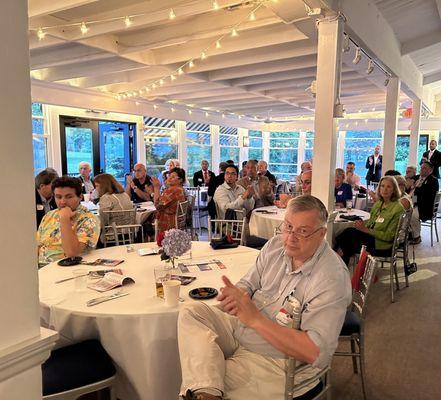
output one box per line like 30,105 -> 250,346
87,271 -> 134,292
178,260 -> 226,273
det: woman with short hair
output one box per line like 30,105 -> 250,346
335,176 -> 404,264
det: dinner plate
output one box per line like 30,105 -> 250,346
189,287 -> 218,300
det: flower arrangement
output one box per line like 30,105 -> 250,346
157,229 -> 192,268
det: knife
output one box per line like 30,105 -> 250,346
86,292 -> 129,307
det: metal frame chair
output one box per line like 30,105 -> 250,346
334,255 -> 378,400
101,209 -> 140,247
208,216 -> 246,245
285,364 -> 331,400
186,186 -> 209,233
421,191 -> 441,246
154,200 -> 191,242
111,223 -> 144,245
43,377 -> 116,400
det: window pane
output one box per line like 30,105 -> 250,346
100,121 -> 128,181
31,102 -> 43,117
33,136 -> 47,174
249,130 -> 262,138
305,131 -> 314,160
146,143 -> 178,166
220,135 -> 238,146
395,136 -> 410,174
269,149 -> 298,164
220,147 -> 239,164
187,146 -> 212,177
269,138 -> 299,148
65,127 -> 94,175
249,137 -> 262,148
343,130 -> 382,184
249,148 -> 263,161
32,118 -> 44,134
186,131 -> 211,145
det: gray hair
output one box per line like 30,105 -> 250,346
79,161 -> 92,170
286,195 -> 328,225
35,168 -> 59,188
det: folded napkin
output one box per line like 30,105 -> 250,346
210,235 -> 239,250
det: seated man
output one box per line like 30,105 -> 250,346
257,160 -> 277,189
344,161 -> 361,190
213,165 -> 255,219
125,163 -> 154,203
334,168 -> 353,208
35,168 -> 59,229
37,176 -> 100,265
276,170 -> 312,209
410,160 -> 439,244
238,160 -> 274,208
178,195 -> 351,400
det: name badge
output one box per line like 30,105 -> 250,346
36,204 -> 44,211
337,191 -> 343,196
275,307 -> 292,326
376,217 -> 385,223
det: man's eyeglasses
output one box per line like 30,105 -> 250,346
275,222 -> 324,240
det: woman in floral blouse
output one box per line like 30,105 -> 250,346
151,168 -> 186,235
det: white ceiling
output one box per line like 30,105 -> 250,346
29,0 -> 399,121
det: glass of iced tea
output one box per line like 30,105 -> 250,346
154,267 -> 170,298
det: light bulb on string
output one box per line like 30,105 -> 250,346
249,12 -> 256,21
205,112 -> 209,117
153,104 -> 158,110
37,28 -> 46,40
201,51 -> 207,60
170,74 -> 176,81
171,107 -> 175,112
222,113 -> 225,118
159,79 -> 164,86
80,22 -> 89,35
124,16 -> 133,27
152,83 -> 157,89
178,68 -> 184,75
231,28 -> 239,37
169,9 -> 176,20
215,40 -> 221,49
213,1 -> 220,10
188,110 -> 192,115
188,60 -> 195,68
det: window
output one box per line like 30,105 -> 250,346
32,102 -> 48,174
395,134 -> 429,174
343,131 -> 383,185
186,122 -> 212,177
144,117 -> 177,178
304,131 -> 314,161
269,131 -> 299,181
248,130 -> 263,161
220,126 -> 239,164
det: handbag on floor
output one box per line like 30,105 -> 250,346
405,242 -> 418,276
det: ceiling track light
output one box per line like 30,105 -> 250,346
366,59 -> 374,74
384,77 -> 390,86
80,22 -> 89,35
352,47 -> 361,64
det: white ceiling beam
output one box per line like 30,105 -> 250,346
231,67 -> 316,86
424,70 -> 441,85
401,29 -> 441,55
28,0 -> 100,18
209,54 -> 317,81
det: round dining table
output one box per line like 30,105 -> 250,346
39,242 -> 259,400
249,205 -> 370,241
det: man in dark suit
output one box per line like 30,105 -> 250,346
207,162 -> 229,219
192,160 -> 215,187
35,168 -> 58,229
421,139 -> 441,178
411,161 -> 439,244
365,145 -> 382,185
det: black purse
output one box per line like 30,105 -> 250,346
405,241 -> 418,276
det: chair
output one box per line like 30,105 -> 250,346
153,200 -> 191,242
334,255 -> 378,400
42,339 -> 116,400
101,209 -> 141,247
376,211 -> 409,303
186,186 -> 209,233
111,223 -> 144,246
421,191 -> 441,246
208,216 -> 246,245
285,363 -> 331,400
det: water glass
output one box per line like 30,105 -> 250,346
154,267 -> 170,298
346,200 -> 353,211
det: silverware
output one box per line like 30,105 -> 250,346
86,292 -> 129,307
55,274 -> 88,284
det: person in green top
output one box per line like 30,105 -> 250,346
335,176 -> 404,265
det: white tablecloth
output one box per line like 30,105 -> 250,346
249,206 -> 370,241
39,242 -> 259,400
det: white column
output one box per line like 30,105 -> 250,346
262,131 -> 270,163
297,131 -> 306,175
311,15 -> 344,214
211,125 -> 220,172
408,98 -> 422,167
0,1 -> 57,399
336,130 -> 346,168
176,120 -> 187,171
383,77 -> 401,173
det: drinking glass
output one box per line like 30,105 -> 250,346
154,267 -> 170,298
346,200 -> 353,212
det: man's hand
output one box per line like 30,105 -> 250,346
218,276 -> 262,328
59,207 -> 75,224
151,177 -> 161,189
126,175 -> 133,185
243,186 -> 255,199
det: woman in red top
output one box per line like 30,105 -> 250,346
151,167 -> 186,234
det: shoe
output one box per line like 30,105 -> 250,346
410,236 -> 421,245
182,390 -> 222,400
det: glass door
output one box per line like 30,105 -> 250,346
60,117 -> 136,181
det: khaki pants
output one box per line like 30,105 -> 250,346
178,303 -> 317,399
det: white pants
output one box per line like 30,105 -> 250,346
178,302 -> 317,399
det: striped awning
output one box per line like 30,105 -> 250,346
186,121 -> 210,132
143,116 -> 175,128
219,126 -> 238,135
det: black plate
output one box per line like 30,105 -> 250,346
57,256 -> 83,266
189,287 -> 218,300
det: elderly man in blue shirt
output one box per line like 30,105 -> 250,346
335,168 -> 353,208
178,195 -> 352,400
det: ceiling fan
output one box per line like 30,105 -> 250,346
256,110 -> 296,124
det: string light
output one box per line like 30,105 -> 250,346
222,113 -> 225,118
231,28 -> 239,37
213,1 -> 220,10
188,60 -> 195,68
178,68 -> 184,75
171,107 -> 175,112
124,16 -> 133,27
80,22 -> 89,35
153,104 -> 158,110
159,79 -> 164,86
188,110 -> 193,115
169,9 -> 176,20
249,12 -> 256,21
205,112 -> 209,117
152,83 -> 157,89
170,74 -> 176,81
37,28 -> 46,40
201,51 -> 207,60
215,40 -> 222,49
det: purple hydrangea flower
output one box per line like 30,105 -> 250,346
162,229 -> 192,258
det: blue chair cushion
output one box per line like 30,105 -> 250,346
42,339 -> 116,396
340,310 -> 361,336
